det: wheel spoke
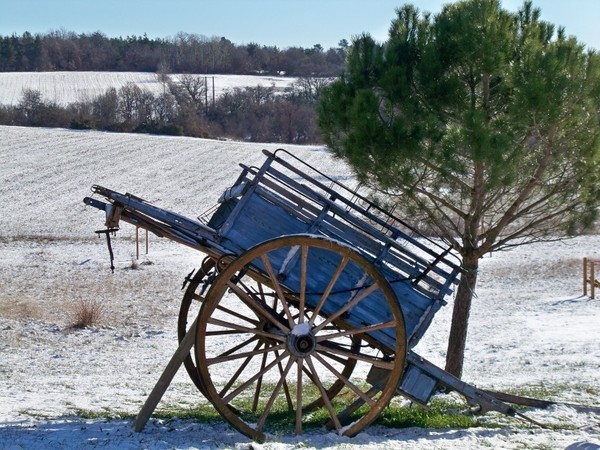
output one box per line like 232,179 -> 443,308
295,357 -> 304,435
208,342 -> 285,365
315,343 -> 394,370
312,351 -> 376,407
273,349 -> 294,411
260,253 -> 295,328
215,303 -> 260,327
256,357 -> 295,431
316,320 -> 396,342
206,329 -> 248,336
336,386 -> 380,425
219,340 -> 264,397
252,350 -> 269,412
191,293 -> 205,302
213,335 -> 259,360
299,245 -> 308,323
309,256 -> 348,326
313,282 -> 379,333
239,278 -> 277,307
222,349 -> 290,403
305,356 -> 342,432
208,317 -> 285,342
311,347 -> 353,366
226,280 -> 289,333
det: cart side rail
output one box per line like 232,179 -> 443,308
217,151 -> 461,301
268,149 -> 461,267
261,165 -> 458,295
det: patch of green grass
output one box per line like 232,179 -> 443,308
69,382 -> 594,434
222,393 -> 503,432
376,397 -> 496,429
502,383 -> 600,402
152,403 -> 222,423
72,403 -> 222,424
157,386 -> 503,433
158,385 -> 502,433
72,407 -> 134,421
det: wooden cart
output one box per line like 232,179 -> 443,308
84,149 -> 541,441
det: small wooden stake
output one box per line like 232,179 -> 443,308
591,262 -> 596,299
583,257 -> 588,297
132,316 -> 198,432
135,226 -> 149,260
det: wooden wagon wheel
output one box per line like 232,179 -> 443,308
180,255 -> 361,403
194,234 -> 407,441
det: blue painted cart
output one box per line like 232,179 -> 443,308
84,149 -> 533,441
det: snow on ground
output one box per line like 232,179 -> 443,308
1,125 -> 599,449
0,72 -> 297,106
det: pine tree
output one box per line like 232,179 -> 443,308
318,0 -> 600,378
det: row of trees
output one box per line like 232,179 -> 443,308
0,75 -> 327,144
0,30 -> 348,76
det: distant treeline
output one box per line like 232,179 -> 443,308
0,30 -> 348,76
0,74 -> 328,144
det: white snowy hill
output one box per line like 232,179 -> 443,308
0,122 -> 599,449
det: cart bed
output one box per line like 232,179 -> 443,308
206,149 -> 461,346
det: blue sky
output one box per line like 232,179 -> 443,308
1,0 -> 599,51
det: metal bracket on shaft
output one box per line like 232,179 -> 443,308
95,228 -> 119,273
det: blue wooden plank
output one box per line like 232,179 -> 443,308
243,180 -> 451,299
218,195 -> 435,345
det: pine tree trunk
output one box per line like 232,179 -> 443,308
444,254 -> 479,378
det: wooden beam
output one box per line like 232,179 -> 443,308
132,316 -> 198,432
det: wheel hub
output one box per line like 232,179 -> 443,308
287,323 -> 316,357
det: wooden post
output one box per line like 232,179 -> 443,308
583,257 -> 588,297
135,226 -> 149,260
591,262 -> 596,299
136,226 -> 140,260
133,316 -> 198,432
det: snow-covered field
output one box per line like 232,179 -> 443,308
0,72 -> 296,106
1,125 -> 599,449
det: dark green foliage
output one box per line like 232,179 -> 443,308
319,0 -> 600,253
318,0 -> 600,377
69,118 -> 94,130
